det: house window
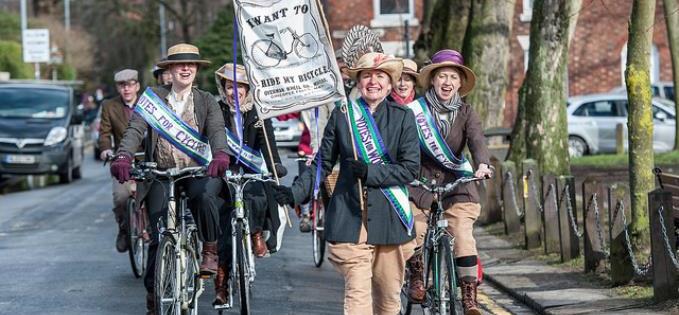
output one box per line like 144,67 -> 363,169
520,0 -> 533,22
620,43 -> 660,85
371,0 -> 418,28
517,35 -> 530,73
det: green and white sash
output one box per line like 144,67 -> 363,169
347,98 -> 414,235
406,97 -> 473,177
135,87 -> 212,165
225,128 -> 268,174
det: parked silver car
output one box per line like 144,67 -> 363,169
567,93 -> 676,157
272,117 -> 303,148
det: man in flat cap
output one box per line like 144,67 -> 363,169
98,69 -> 141,253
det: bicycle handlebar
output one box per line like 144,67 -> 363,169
223,170 -> 276,184
131,163 -> 206,181
410,176 -> 486,194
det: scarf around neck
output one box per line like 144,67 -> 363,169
425,87 -> 463,137
390,89 -> 415,105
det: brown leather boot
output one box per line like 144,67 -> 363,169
115,221 -> 129,253
252,231 -> 267,258
146,291 -> 156,315
407,254 -> 426,302
213,263 -> 229,306
461,278 -> 481,315
200,242 -> 218,276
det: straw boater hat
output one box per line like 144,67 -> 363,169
401,58 -> 419,80
157,43 -> 211,68
346,52 -> 404,84
418,49 -> 476,96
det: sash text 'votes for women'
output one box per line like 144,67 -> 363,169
137,96 -> 210,156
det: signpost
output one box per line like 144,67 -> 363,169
22,29 -> 50,80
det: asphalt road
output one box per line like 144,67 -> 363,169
0,149 -> 533,315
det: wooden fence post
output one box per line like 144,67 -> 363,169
608,183 -> 635,285
478,156 -> 503,225
615,123 -> 625,155
582,178 -> 607,273
501,161 -> 521,234
557,176 -> 580,262
522,159 -> 541,249
542,174 -> 560,254
648,189 -> 679,302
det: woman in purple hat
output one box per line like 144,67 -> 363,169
404,49 -> 493,315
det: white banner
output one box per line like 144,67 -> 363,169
234,0 -> 344,119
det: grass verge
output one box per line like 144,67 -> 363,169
571,150 -> 679,169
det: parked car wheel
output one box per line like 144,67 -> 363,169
568,136 -> 588,158
59,158 -> 74,184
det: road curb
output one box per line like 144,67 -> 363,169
483,273 -> 550,315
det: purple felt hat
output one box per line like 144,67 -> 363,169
418,49 -> 476,96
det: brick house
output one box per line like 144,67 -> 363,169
322,0 -> 673,128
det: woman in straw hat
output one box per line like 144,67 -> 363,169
405,49 -> 493,315
110,43 -> 230,315
386,58 -> 419,105
272,52 -> 420,314
211,63 -> 287,306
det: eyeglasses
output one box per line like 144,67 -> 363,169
116,81 -> 139,88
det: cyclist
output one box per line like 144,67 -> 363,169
212,62 -> 287,306
109,43 -> 230,315
273,52 -> 420,315
386,58 -> 419,106
98,69 -> 141,253
406,49 -> 492,315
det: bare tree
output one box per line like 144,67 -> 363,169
507,0 -> 582,175
626,0 -> 656,243
414,0 -> 471,63
462,0 -> 516,128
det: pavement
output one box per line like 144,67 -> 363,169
476,224 -> 669,315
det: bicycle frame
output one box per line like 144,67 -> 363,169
228,178 -> 256,286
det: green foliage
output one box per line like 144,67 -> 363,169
0,11 -> 21,42
56,64 -> 77,80
0,40 -> 33,79
570,151 -> 679,168
195,5 -> 241,94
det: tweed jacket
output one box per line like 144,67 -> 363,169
98,95 -> 136,152
292,99 -> 420,245
408,100 -> 491,210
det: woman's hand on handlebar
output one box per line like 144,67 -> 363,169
475,163 -> 493,179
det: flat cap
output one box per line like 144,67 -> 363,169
114,69 -> 138,82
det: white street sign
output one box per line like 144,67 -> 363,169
22,29 -> 50,63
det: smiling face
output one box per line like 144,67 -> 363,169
224,79 -> 249,106
168,63 -> 198,90
395,74 -> 416,99
430,67 -> 464,102
358,69 -> 392,105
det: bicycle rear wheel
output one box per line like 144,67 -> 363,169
126,197 -> 145,278
312,199 -> 326,267
235,221 -> 251,315
155,235 -> 179,315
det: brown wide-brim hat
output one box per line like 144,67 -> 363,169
418,49 -> 476,96
346,52 -> 403,84
215,63 -> 248,85
401,58 -> 419,80
157,43 -> 211,68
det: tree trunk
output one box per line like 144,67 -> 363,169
413,0 -> 438,63
427,0 -> 471,53
626,0 -> 655,245
664,0 -> 679,150
462,0 -> 516,128
507,0 -> 581,175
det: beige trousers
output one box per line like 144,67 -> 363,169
111,179 -> 135,223
328,224 -> 416,315
411,201 -> 481,257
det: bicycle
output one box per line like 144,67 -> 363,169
131,163 -> 206,315
400,176 -> 486,315
250,27 -> 319,68
213,170 -> 275,315
294,155 -> 327,268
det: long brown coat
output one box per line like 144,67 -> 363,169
408,101 -> 491,210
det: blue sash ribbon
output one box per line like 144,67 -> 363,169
225,128 -> 268,174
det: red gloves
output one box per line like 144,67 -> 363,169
110,153 -> 132,183
207,151 -> 230,178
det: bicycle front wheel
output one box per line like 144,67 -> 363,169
439,235 -> 461,315
312,200 -> 326,267
155,235 -> 179,315
127,197 -> 145,278
235,221 -> 251,315
182,229 -> 201,315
